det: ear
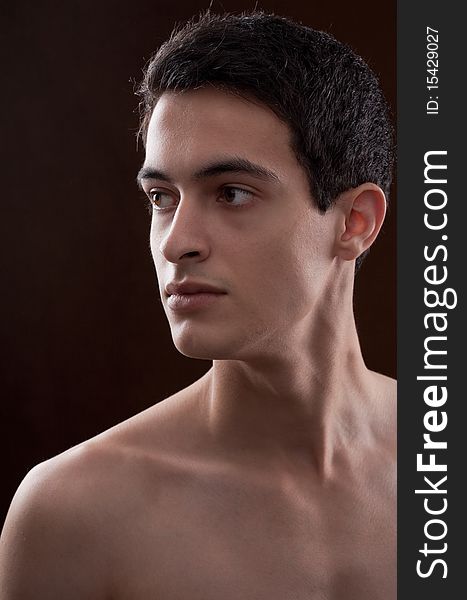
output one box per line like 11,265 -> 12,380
334,183 -> 387,261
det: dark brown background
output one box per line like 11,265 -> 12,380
0,0 -> 395,523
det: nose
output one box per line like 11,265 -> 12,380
156,196 -> 210,264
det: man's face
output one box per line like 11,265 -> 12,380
139,88 -> 339,361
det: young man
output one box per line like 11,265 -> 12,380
0,12 -> 396,599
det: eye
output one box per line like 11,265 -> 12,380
148,189 -> 177,210
219,186 -> 254,207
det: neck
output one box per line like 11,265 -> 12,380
196,266 -> 380,479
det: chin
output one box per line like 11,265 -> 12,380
169,322 -> 243,361
172,336 -> 232,360
171,321 -> 277,362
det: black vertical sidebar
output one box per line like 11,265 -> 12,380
398,1 -> 464,597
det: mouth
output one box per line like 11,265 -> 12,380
165,280 -> 227,313
166,291 -> 226,312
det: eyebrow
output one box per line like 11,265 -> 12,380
136,157 -> 280,188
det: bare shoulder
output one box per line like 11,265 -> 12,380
368,370 -> 397,461
370,370 -> 397,417
1,374 -> 205,526
372,370 -> 397,395
0,377 -> 206,599
0,442 -> 117,599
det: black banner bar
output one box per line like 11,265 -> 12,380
398,1 -> 464,596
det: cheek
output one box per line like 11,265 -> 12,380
276,221 -> 332,311
232,221 -> 327,313
149,225 -> 166,286
149,233 -> 159,267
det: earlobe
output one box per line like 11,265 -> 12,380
335,184 -> 387,261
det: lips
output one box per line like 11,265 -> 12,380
165,280 -> 227,313
165,280 -> 226,296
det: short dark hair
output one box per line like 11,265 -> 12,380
137,11 -> 394,269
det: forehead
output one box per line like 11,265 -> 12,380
144,88 -> 300,179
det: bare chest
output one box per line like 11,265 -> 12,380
110,473 -> 396,600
